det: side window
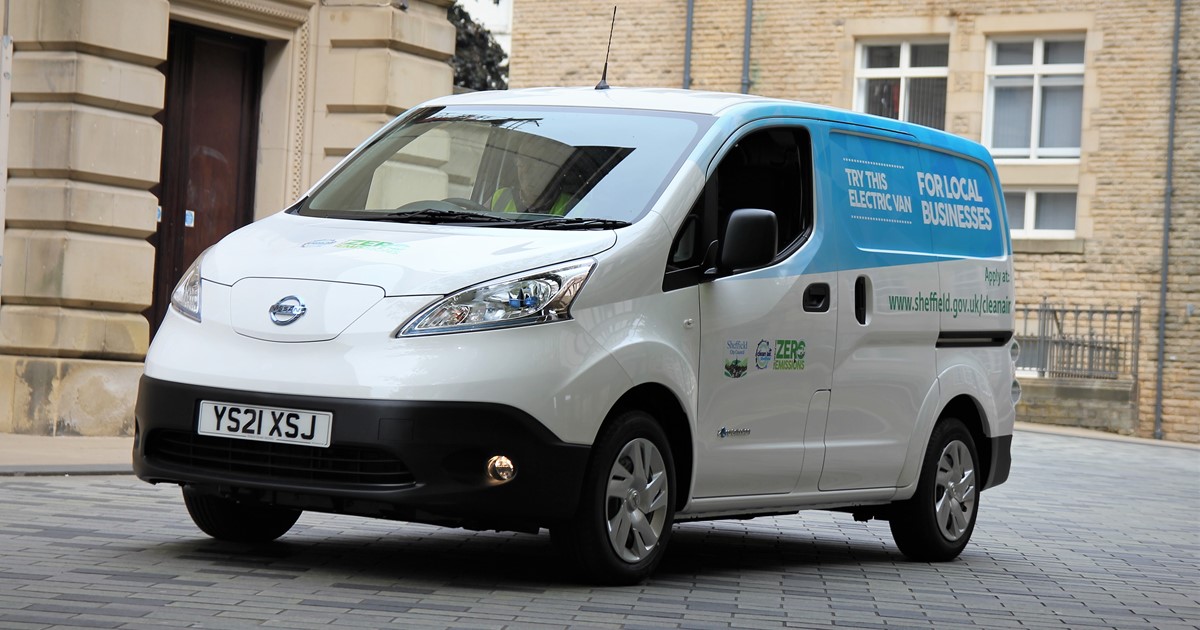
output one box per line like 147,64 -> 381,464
664,127 -> 814,290
715,128 -> 812,253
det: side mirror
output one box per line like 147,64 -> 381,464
720,208 -> 777,272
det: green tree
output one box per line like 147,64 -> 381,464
448,3 -> 508,91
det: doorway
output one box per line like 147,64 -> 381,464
148,21 -> 264,335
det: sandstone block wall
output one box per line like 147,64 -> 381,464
0,0 -> 165,435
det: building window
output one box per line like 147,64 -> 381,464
1005,189 -> 1077,238
986,36 -> 1085,159
855,41 -> 949,130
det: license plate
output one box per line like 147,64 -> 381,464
198,401 -> 332,448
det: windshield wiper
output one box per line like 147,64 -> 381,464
325,206 -> 516,225
385,207 -> 516,224
514,217 -> 631,230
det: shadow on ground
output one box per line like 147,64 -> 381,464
144,515 -> 911,589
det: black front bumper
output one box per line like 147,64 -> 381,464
133,376 -> 589,531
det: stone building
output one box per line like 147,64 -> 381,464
510,0 -> 1198,441
0,0 -> 455,435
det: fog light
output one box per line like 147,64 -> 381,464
487,455 -> 516,481
1011,378 -> 1022,405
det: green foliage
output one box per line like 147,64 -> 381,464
448,3 -> 509,92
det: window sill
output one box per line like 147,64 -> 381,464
1012,238 -> 1085,254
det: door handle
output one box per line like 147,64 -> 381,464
854,275 -> 869,324
803,283 -> 829,312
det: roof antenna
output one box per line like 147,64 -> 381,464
595,6 -> 617,90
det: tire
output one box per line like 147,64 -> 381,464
889,417 -> 980,561
182,487 -> 301,543
552,410 -> 676,585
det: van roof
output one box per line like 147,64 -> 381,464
421,87 -> 993,163
424,87 -> 815,116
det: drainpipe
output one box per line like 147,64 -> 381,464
0,0 -> 13,306
682,0 -> 694,89
740,0 -> 753,93
1153,0 -> 1182,440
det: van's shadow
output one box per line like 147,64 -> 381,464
152,518 -> 909,589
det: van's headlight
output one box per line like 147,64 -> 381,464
170,253 -> 205,322
400,260 -> 594,336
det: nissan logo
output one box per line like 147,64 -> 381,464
269,296 -> 307,326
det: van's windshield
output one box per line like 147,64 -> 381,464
297,106 -> 713,229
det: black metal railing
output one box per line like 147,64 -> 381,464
1015,298 -> 1141,382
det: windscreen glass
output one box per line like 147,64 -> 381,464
298,106 -> 713,227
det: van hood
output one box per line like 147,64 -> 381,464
200,212 -> 618,296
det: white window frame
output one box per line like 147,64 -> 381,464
854,40 -> 949,128
984,35 -> 1085,160
1006,188 -> 1077,239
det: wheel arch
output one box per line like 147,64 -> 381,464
939,394 -> 995,490
608,383 -> 694,512
897,367 -> 999,498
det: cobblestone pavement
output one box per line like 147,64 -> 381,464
0,431 -> 1196,630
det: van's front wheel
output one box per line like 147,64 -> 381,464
553,410 -> 675,585
182,487 -> 301,543
889,417 -> 979,561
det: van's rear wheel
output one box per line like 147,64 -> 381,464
552,410 -> 675,585
889,417 -> 979,561
182,487 -> 300,543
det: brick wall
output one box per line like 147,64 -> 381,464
511,0 -> 1200,442
511,1 -> 688,89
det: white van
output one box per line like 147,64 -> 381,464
135,87 -> 1018,584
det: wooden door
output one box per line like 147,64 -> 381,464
149,22 -> 264,335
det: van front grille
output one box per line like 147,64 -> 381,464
146,430 -> 415,487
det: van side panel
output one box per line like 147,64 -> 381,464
820,129 -> 940,492
892,147 -> 1014,496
